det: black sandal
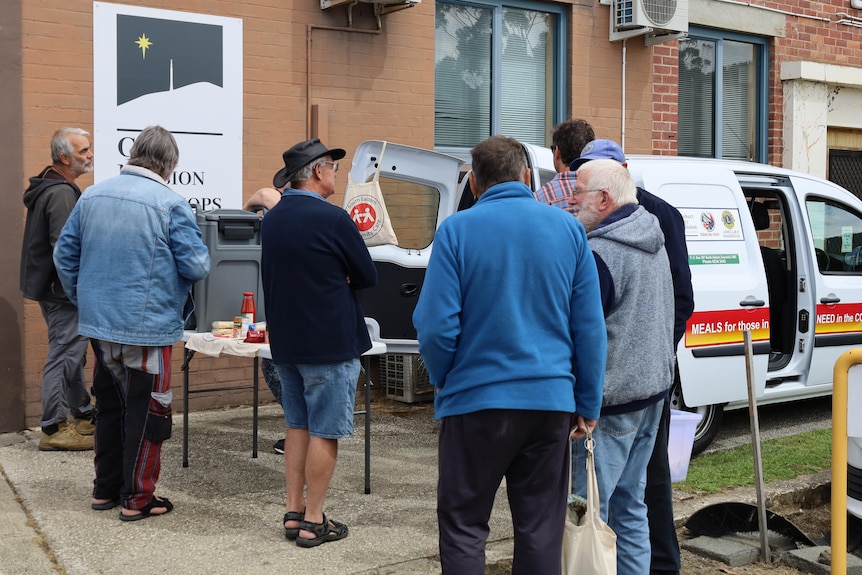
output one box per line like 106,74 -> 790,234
118,496 -> 174,522
91,498 -> 120,511
295,513 -> 348,548
283,511 -> 304,540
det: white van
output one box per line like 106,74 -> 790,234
351,140 -> 862,454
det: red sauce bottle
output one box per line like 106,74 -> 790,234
241,292 -> 256,323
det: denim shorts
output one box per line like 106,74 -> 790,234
275,359 -> 360,439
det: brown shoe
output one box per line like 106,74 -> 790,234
73,417 -> 96,436
39,423 -> 94,451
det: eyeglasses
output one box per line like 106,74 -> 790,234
573,188 -> 605,196
550,144 -> 557,153
320,161 -> 339,173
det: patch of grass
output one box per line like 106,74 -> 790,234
674,428 -> 832,495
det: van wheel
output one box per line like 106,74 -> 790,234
669,381 -> 724,457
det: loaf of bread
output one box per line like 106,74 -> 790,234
212,321 -> 234,330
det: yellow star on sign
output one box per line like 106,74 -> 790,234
135,34 -> 153,59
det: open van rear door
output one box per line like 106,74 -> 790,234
634,162 -> 770,407
349,140 -> 464,354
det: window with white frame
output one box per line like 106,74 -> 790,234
678,28 -> 768,162
434,0 -> 565,151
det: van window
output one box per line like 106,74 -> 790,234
379,177 -> 440,250
806,198 -> 862,273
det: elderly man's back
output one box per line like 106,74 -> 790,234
570,158 -> 675,575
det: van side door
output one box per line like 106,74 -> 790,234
793,176 -> 862,387
635,163 -> 770,407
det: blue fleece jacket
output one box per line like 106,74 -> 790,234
412,180 -> 607,421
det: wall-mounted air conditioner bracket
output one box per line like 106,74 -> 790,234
610,26 -> 652,43
644,30 -> 687,46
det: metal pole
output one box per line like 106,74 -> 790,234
743,330 -> 770,563
830,349 -> 862,575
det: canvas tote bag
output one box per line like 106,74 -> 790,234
562,428 -> 617,575
343,141 -> 398,247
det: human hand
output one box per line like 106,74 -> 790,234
569,415 -> 597,439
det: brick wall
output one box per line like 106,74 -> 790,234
650,0 -> 862,165
18,0 -> 438,427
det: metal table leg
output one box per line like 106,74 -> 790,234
252,356 -> 259,459
181,348 -> 196,468
364,355 -> 372,494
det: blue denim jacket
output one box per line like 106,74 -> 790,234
53,166 -> 210,346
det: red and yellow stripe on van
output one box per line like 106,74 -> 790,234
814,303 -> 862,335
684,309 -> 770,348
685,303 -> 862,348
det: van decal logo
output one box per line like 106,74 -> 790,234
679,208 -> 744,241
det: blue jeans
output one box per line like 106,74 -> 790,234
572,401 -> 663,575
275,359 -> 359,439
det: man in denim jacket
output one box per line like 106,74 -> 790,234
54,126 -> 210,522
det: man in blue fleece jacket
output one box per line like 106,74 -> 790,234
412,135 -> 607,575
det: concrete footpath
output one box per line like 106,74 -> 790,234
0,401 -> 835,575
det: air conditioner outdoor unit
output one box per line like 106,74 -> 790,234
615,0 -> 688,33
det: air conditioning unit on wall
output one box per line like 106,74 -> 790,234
615,0 -> 688,33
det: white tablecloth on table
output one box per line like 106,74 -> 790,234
183,332 -> 386,361
184,332 -> 266,358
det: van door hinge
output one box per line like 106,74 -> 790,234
798,339 -> 806,353
799,277 -> 806,292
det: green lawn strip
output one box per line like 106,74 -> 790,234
675,428 -> 832,495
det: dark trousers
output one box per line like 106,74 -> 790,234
437,409 -> 570,575
646,397 -> 681,573
90,340 -> 173,510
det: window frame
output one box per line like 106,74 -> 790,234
433,0 -> 567,156
678,27 -> 769,163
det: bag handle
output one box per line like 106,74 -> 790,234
347,141 -> 387,187
371,141 -> 387,183
583,429 -> 602,526
568,427 -> 602,527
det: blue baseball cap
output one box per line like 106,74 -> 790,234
570,139 -> 626,170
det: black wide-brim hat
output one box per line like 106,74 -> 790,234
273,138 -> 346,188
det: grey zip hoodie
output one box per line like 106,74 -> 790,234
589,205 -> 675,413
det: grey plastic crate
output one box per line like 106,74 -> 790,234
379,353 -> 433,403
192,209 -> 266,331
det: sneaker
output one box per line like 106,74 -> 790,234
273,438 -> 285,454
39,423 -> 94,451
73,417 -> 96,436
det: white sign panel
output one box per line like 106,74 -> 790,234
678,207 -> 745,241
93,2 -> 243,209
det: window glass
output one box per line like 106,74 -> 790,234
678,29 -> 766,162
678,38 -> 715,157
500,7 -> 552,144
435,1 -> 562,150
806,198 -> 862,273
435,4 -> 491,148
378,177 -> 440,250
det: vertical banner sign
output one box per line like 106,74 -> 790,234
93,2 -> 243,209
